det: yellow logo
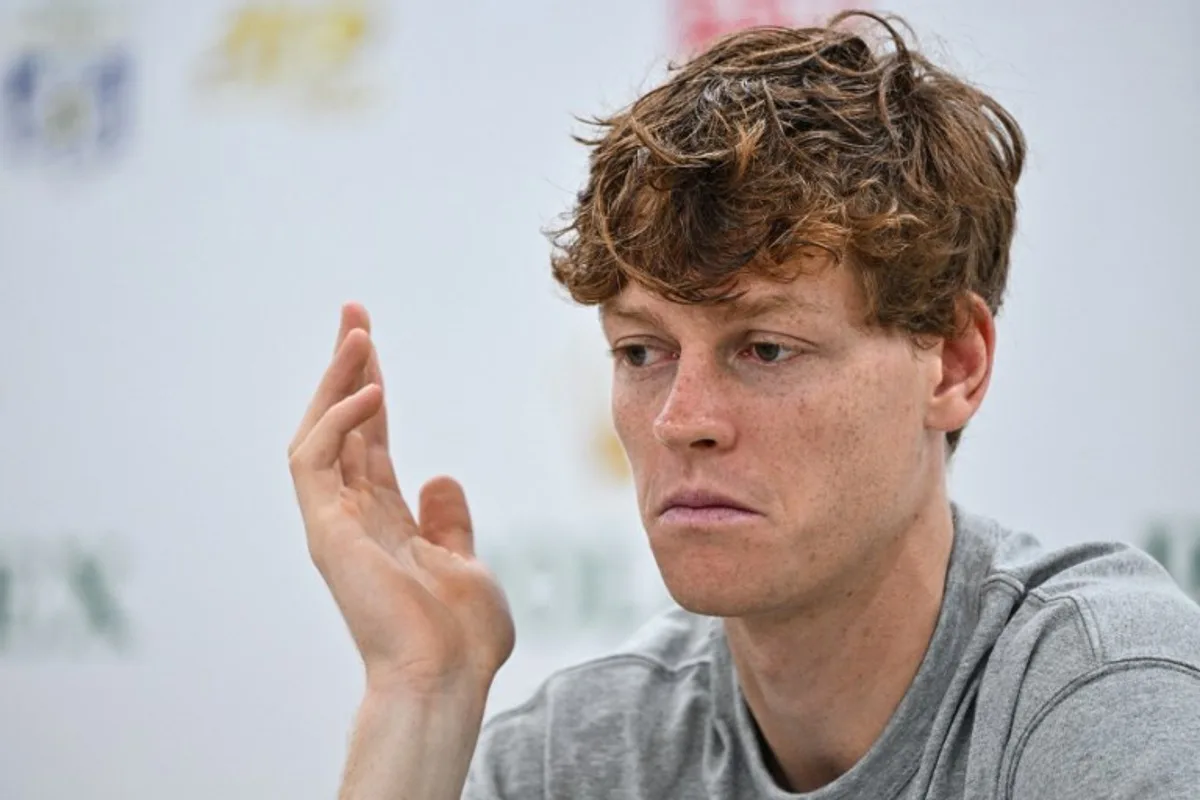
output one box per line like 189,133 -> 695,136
591,417 -> 631,484
195,2 -> 376,111
559,335 -> 632,486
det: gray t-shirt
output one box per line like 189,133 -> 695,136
465,508 -> 1200,798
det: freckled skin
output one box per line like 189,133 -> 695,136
603,258 -> 949,618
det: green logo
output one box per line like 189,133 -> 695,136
1140,518 -> 1200,602
0,533 -> 132,658
481,528 -> 669,643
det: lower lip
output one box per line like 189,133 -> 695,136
658,506 -> 761,526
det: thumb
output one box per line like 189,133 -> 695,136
418,476 -> 475,557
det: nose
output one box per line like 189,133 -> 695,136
652,353 -> 737,451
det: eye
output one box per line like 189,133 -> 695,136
612,343 -> 672,368
743,341 -> 798,364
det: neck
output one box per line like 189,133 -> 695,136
724,496 -> 955,793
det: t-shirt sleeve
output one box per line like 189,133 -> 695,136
1007,661 -> 1200,800
461,702 -> 549,800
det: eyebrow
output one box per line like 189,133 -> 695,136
600,292 -> 826,330
717,292 -> 827,320
599,303 -> 671,331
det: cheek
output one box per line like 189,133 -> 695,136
816,357 -> 927,484
772,356 -> 924,480
610,381 -> 658,462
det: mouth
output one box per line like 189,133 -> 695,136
654,489 -> 763,526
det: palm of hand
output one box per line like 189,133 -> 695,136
290,304 -> 514,697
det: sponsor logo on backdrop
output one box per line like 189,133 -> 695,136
591,417 -> 631,484
478,343 -> 667,643
1,0 -> 135,166
194,1 -> 379,113
567,338 -> 632,487
481,529 -> 668,641
1141,517 -> 1200,602
0,532 -> 133,658
489,515 -> 1200,643
671,0 -> 872,53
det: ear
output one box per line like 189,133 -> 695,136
925,292 -> 995,438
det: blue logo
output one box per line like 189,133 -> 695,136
3,45 -> 133,163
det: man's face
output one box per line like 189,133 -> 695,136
602,254 -> 949,618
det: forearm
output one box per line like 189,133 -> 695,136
340,686 -> 487,800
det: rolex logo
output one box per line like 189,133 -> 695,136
0,533 -> 132,658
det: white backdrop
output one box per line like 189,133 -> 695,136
1,0 -> 1198,797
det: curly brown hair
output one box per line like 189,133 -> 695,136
550,11 -> 1026,451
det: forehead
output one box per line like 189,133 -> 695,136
600,257 -> 863,330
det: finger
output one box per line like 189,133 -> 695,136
335,302 -> 371,356
360,340 -> 390,449
342,305 -> 388,453
418,476 -> 475,557
289,303 -> 371,457
362,354 -> 398,489
289,329 -> 372,455
366,437 -> 401,493
341,429 -> 368,487
359,337 -> 398,492
290,383 -> 383,505
331,304 -> 370,405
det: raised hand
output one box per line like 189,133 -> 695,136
288,303 -> 515,699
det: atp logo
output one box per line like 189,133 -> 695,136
195,1 -> 378,112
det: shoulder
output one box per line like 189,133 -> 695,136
968,517 -> 1200,797
465,606 -> 721,796
983,527 -> 1200,670
954,508 -> 1200,683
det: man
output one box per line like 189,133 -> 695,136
287,12 -> 1200,799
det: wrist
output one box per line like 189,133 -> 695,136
362,670 -> 491,722
340,677 -> 489,800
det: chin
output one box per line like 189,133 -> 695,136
646,521 -> 834,619
663,572 -> 835,621
664,584 -> 764,618
651,547 -> 789,618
